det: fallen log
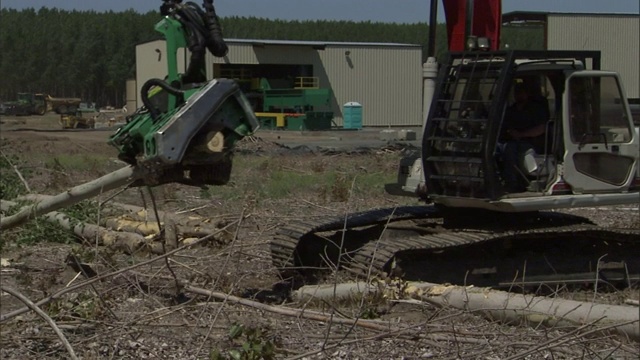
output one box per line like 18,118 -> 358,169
419,283 -> 639,341
104,218 -> 161,236
102,203 -> 236,245
105,202 -> 236,237
16,195 -> 236,244
96,201 -> 171,222
102,216 -> 234,244
181,283 -> 486,347
2,199 -> 226,254
2,200 -> 147,254
104,201 -> 222,224
293,281 -> 377,303
43,212 -> 148,254
0,166 -> 140,230
294,281 -> 640,341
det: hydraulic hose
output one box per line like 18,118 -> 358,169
157,1 -> 228,87
175,1 -> 227,82
202,0 -> 229,57
140,78 -> 185,120
160,0 -> 182,16
179,16 -> 207,83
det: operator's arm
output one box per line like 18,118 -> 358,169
508,123 -> 546,140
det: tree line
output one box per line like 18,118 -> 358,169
0,8 -> 542,107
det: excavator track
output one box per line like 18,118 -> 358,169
272,206 -> 640,288
271,206 -> 437,274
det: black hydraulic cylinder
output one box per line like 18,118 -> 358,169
202,0 -> 229,57
427,0 -> 438,57
465,0 -> 474,40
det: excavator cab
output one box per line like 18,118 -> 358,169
418,50 -> 639,212
562,73 -> 638,193
271,0 -> 640,289
274,54 -> 640,284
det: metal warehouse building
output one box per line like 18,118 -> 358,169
503,12 -> 640,101
134,39 -> 424,127
133,12 -> 639,127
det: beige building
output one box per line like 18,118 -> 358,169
135,13 -> 639,128
503,12 -> 640,101
135,39 -> 424,127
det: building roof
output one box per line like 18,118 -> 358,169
224,38 -> 421,48
503,11 -> 640,25
137,37 -> 421,49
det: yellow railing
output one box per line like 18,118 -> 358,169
294,77 -> 319,89
255,112 -> 286,127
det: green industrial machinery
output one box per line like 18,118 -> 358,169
259,78 -> 332,113
254,77 -> 333,130
3,93 -> 47,116
0,0 -> 259,230
109,0 -> 259,186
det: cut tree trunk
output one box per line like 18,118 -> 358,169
294,282 -> 640,341
42,212 -> 147,254
15,195 -> 236,245
1,200 -> 147,253
104,218 -> 160,236
419,283 -> 639,341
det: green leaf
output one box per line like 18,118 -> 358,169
229,324 -> 243,339
242,342 -> 251,351
209,349 -> 222,360
228,349 -> 242,360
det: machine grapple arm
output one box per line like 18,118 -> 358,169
0,0 -> 259,230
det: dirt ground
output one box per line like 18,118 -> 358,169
0,114 -> 638,359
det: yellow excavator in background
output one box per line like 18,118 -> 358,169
59,111 -> 96,129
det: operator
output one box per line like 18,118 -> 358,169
501,82 -> 550,192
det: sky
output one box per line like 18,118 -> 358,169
1,0 -> 639,23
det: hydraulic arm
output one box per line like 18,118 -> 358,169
1,0 -> 258,230
108,0 -> 259,187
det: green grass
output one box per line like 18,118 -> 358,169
43,153 -> 112,171
203,154 -> 397,202
1,200 -> 99,250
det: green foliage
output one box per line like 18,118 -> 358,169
0,153 -> 29,200
210,324 -> 277,360
62,199 -> 100,224
9,217 -> 70,247
501,25 -> 545,50
0,8 -> 160,106
0,150 -> 101,249
0,8 -> 543,107
3,200 -> 99,248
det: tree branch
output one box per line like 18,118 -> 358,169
1,286 -> 79,360
1,165 -> 140,230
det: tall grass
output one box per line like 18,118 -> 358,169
204,153 -> 398,203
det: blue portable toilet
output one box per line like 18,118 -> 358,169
343,102 -> 362,130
